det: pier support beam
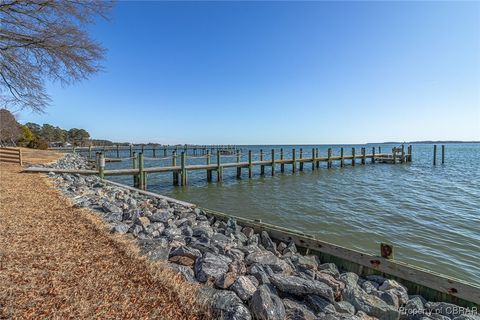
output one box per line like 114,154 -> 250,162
181,152 -> 187,186
351,148 -> 355,166
172,151 -> 179,185
260,149 -> 265,175
299,148 -> 303,171
206,150 -> 212,182
327,148 -> 332,168
433,145 -> 437,165
340,148 -> 344,167
236,150 -> 241,178
271,149 -> 275,176
280,148 -> 285,173
292,149 -> 296,172
248,150 -> 253,178
311,148 -> 315,171
442,145 -> 445,164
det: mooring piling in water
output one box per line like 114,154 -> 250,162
442,145 -> 445,164
433,145 -> 437,165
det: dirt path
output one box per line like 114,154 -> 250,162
0,150 -> 206,319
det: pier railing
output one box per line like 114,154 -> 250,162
25,145 -> 413,190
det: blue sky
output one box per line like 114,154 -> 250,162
18,1 -> 480,144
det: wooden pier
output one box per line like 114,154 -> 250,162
25,145 -> 413,190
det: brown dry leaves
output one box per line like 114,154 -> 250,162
0,161 -> 208,319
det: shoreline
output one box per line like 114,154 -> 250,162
33,153 -> 479,319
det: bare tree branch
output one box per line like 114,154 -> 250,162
0,0 -> 113,112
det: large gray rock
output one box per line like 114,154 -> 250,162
342,286 -> 400,320
231,276 -> 257,301
283,298 -> 317,320
400,296 -> 424,320
319,263 -> 340,278
102,202 -> 122,213
149,210 -> 171,223
111,222 -> 130,234
250,285 -> 285,320
291,254 -> 319,271
168,263 -> 196,282
194,252 -> 231,283
197,287 -> 251,320
193,225 -> 214,238
260,231 -> 278,254
305,294 -> 336,314
138,238 -> 170,261
335,301 -> 356,315
270,274 -> 335,302
169,246 -> 202,260
379,280 -> 409,305
245,251 -> 293,274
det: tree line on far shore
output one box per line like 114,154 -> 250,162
0,109 -> 92,149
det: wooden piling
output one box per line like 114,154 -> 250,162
236,150 -> 241,178
340,148 -> 344,167
433,145 -> 437,165
130,145 -> 133,157
379,146 -> 382,154
327,148 -> 332,168
116,145 -> 120,158
248,150 -> 253,178
138,152 -> 145,190
88,146 -> 92,159
181,152 -> 187,186
271,149 -> 275,176
361,147 -> 366,165
408,145 -> 412,162
206,150 -> 212,182
132,152 -> 139,188
311,148 -> 315,171
292,149 -> 297,172
401,144 -> 405,163
260,149 -> 265,175
441,145 -> 445,164
299,148 -> 303,171
372,147 -> 376,163
280,148 -> 285,172
351,148 -> 355,166
217,150 -> 223,182
98,153 -> 105,179
172,151 -> 179,185
164,147 -> 167,157
153,145 -> 156,158
316,148 -> 319,168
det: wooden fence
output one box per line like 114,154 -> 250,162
0,147 -> 22,165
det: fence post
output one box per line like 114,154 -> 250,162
98,152 -> 105,179
271,149 -> 275,176
181,151 -> 187,186
217,150 -> 223,182
236,150 -> 241,178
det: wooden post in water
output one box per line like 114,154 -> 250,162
351,148 -> 356,166
206,150 -> 212,182
379,146 -> 382,154
316,148 -> 320,168
340,148 -> 344,167
260,149 -> 265,175
248,150 -> 253,178
236,150 -> 241,178
327,148 -> 332,168
181,152 -> 187,186
217,150 -> 223,182
441,145 -> 445,164
433,145 -> 437,165
299,148 -> 303,171
292,149 -> 296,172
153,145 -> 156,158
392,147 -> 397,164
132,152 -> 139,188
164,147 -> 167,157
401,144 -> 405,163
89,146 -> 92,159
408,145 -> 412,162
130,145 -> 133,157
361,147 -> 366,165
172,151 -> 179,185
311,148 -> 315,171
138,152 -> 145,190
271,149 -> 275,176
141,145 -> 144,155
280,148 -> 285,173
98,152 -> 105,179
115,145 -> 119,158
372,147 -> 376,163
194,147 -> 197,156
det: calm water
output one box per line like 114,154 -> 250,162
98,143 -> 480,285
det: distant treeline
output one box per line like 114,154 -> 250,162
0,109 -> 91,149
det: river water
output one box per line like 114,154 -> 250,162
100,143 -> 480,285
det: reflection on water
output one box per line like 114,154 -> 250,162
104,143 -> 480,284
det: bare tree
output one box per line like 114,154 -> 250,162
0,108 -> 21,145
0,1 -> 113,112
